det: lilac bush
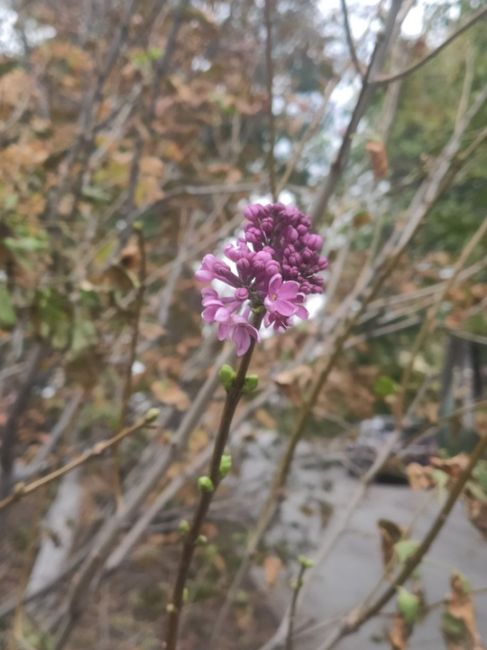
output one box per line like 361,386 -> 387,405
196,203 -> 328,355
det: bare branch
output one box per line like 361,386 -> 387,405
264,0 -> 277,201
0,415 -> 155,513
311,0 -> 404,223
371,5 -> 487,86
340,0 -> 363,78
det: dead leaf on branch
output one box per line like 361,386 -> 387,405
263,555 -> 282,587
378,518 -> 404,572
366,140 -> 389,179
406,462 -> 436,490
431,454 -> 470,480
442,572 -> 485,650
274,364 -> 313,406
388,614 -> 410,650
151,380 -> 190,411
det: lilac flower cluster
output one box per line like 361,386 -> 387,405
196,203 -> 328,356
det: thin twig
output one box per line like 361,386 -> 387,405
311,0 -> 403,223
371,5 -> 487,86
264,0 -> 277,201
340,0 -> 363,78
0,414 -> 155,512
14,390 -> 85,483
285,562 -> 308,650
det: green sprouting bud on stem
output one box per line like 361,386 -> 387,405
298,555 -> 314,569
196,534 -> 208,546
397,587 -> 420,625
219,364 -> 236,390
219,453 -> 232,478
178,519 -> 190,534
243,374 -> 259,394
144,408 -> 160,423
197,476 -> 214,493
290,578 -> 303,590
166,603 -> 176,613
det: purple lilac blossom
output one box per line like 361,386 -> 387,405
196,203 -> 328,355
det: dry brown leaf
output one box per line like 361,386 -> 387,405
274,364 -> 313,406
431,454 -> 469,480
151,380 -> 190,411
406,463 -> 435,490
0,69 -> 32,109
274,365 -> 312,387
119,241 -> 140,270
139,156 -> 165,177
255,408 -> 276,430
466,497 -> 487,538
378,519 -> 404,571
263,555 -> 282,587
388,614 -> 409,650
366,140 -> 389,179
443,573 -> 485,650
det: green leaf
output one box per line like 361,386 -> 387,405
394,539 -> 420,564
4,194 -> 18,210
373,375 -> 398,397
218,364 -> 236,390
0,285 -> 16,328
4,236 -> 48,254
473,461 -> 487,496
81,185 -> 112,203
397,587 -> 420,625
71,317 -> 97,353
219,453 -> 232,478
197,476 -> 214,493
243,374 -> 259,394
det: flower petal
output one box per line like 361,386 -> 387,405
268,273 -> 282,294
278,280 -> 299,299
274,299 -> 296,317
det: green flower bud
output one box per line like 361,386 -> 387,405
243,374 -> 259,394
219,453 -> 232,478
397,587 -> 420,625
197,476 -> 214,493
298,555 -> 314,569
219,364 -> 236,390
144,408 -> 160,423
178,519 -> 190,534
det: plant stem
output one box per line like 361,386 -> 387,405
285,564 -> 306,650
163,313 -> 263,650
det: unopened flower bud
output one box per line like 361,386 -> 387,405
219,453 -> 232,478
197,476 -> 214,493
243,374 -> 259,394
144,408 -> 160,423
219,364 -> 236,390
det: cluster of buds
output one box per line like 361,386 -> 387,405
196,203 -> 328,355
